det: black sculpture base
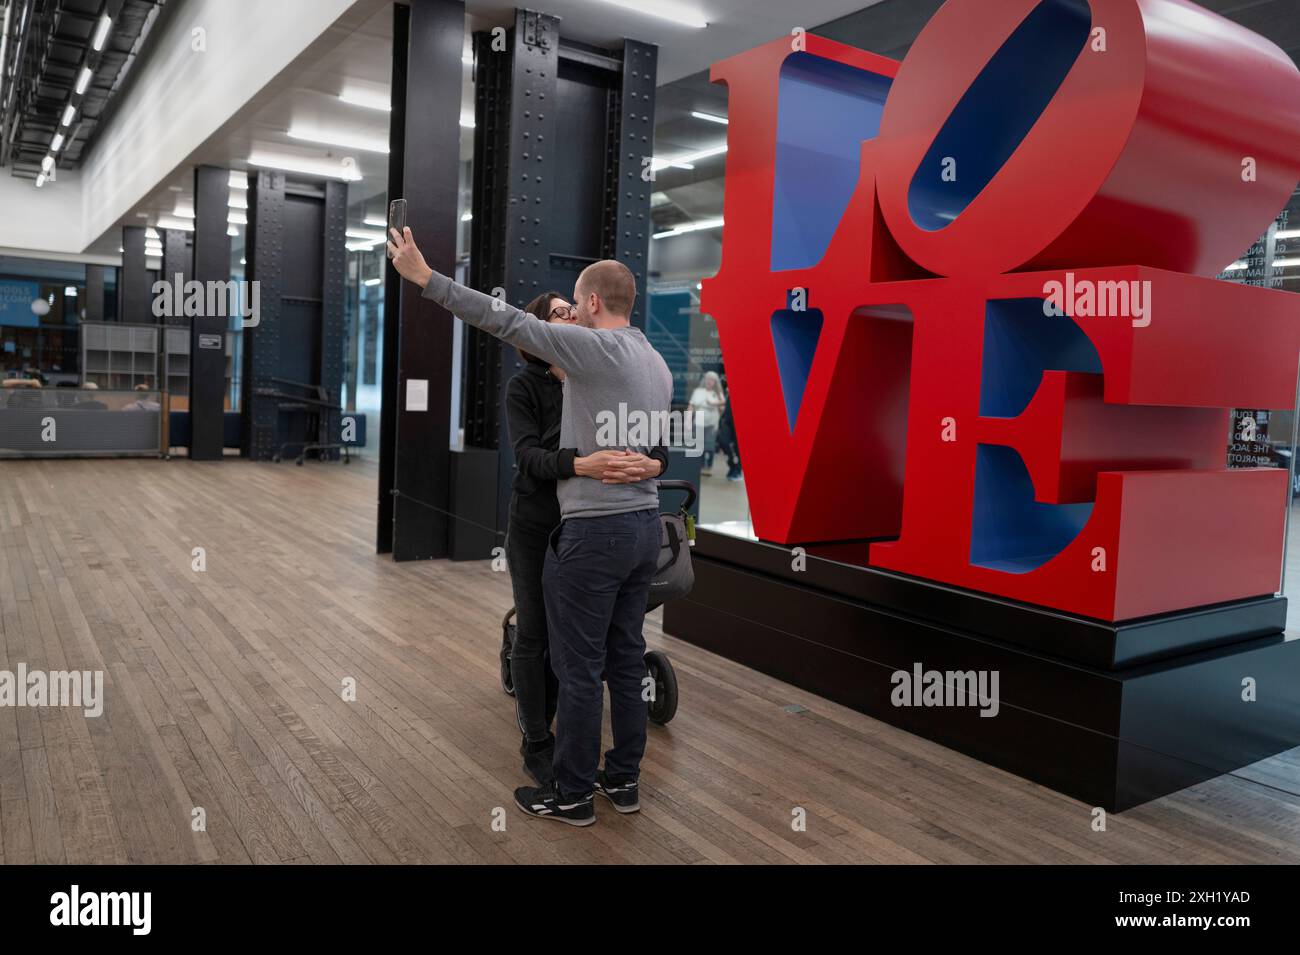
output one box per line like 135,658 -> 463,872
661,530 -> 1300,811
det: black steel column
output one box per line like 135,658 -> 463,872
378,0 -> 464,560
84,265 -> 105,324
608,39 -> 657,331
161,228 -> 191,309
120,225 -> 150,323
244,169 -> 285,460
321,179 -> 348,458
191,164 -> 231,460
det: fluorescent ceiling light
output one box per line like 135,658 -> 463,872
1273,257 -> 1300,268
247,151 -> 362,181
171,207 -> 195,219
35,174 -> 46,188
363,214 -> 386,227
61,105 -> 76,126
461,211 -> 472,222
346,228 -> 386,241
75,66 -> 92,95
50,133 -> 64,151
65,286 -> 78,297
653,216 -> 723,239
229,170 -> 248,189
156,216 -> 194,232
228,211 -> 247,225
41,154 -> 54,172
338,88 -> 390,112
460,112 -> 475,129
1276,229 -> 1300,240
145,228 -> 160,239
1223,261 -> 1246,271
346,239 -> 383,251
593,0 -> 708,28
364,278 -> 381,287
690,111 -> 728,125
91,14 -> 112,51
227,225 -> 239,237
288,126 -> 389,154
228,193 -> 248,210
651,143 -> 726,172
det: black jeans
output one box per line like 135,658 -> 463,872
543,509 -> 660,800
505,521 -> 559,744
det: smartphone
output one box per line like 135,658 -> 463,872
387,198 -> 407,257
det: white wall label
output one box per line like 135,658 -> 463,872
406,378 -> 429,412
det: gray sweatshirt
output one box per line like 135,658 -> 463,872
422,272 -> 672,520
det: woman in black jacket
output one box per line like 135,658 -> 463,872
506,291 -> 668,786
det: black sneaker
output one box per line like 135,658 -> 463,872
520,737 -> 555,787
594,770 -> 640,814
513,784 -> 595,826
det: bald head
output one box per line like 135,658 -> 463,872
574,259 -> 637,328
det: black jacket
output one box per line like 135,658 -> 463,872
506,361 -> 669,534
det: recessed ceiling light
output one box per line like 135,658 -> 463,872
229,170 -> 248,190
91,13 -> 112,51
171,207 -> 195,219
228,192 -> 248,210
287,126 -> 389,154
145,228 -> 160,239
247,152 -> 362,182
594,0 -> 708,29
156,216 -> 194,232
364,278 -> 381,286
227,225 -> 239,237
651,143 -> 726,172
653,216 -> 723,239
228,211 -> 247,225
338,88 -> 390,112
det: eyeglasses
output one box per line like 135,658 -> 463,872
548,304 -> 575,320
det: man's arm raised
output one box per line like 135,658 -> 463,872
388,227 -> 599,374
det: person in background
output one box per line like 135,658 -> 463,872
716,373 -> 742,482
689,370 -> 725,473
505,291 -> 668,789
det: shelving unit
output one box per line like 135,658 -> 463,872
80,322 -> 233,408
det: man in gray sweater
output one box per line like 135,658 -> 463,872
389,227 -> 672,826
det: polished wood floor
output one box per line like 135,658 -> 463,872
1,456 -> 1298,864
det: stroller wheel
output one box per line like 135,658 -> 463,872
645,650 -> 678,726
501,609 -> 517,697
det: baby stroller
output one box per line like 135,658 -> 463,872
499,480 -> 697,726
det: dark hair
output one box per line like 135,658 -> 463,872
518,290 -> 565,366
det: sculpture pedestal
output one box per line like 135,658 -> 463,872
661,530 -> 1300,811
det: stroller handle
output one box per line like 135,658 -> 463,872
657,479 -> 697,512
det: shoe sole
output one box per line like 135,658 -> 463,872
595,789 -> 640,814
513,795 -> 595,827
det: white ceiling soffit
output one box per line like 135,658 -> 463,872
464,0 -> 887,84
78,0 -> 376,253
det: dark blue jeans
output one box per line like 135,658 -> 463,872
543,509 -> 660,800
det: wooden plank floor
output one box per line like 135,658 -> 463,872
1,456 -> 1298,864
